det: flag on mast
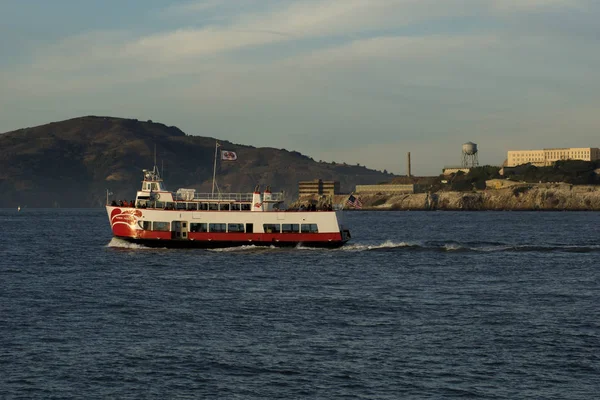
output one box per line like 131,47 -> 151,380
221,150 -> 237,161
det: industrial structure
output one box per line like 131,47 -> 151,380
506,147 -> 600,167
462,142 -> 479,168
355,184 -> 422,195
298,179 -> 340,196
442,142 -> 479,175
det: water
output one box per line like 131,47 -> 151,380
1,209 -> 599,399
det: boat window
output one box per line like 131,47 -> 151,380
241,203 -> 251,211
301,224 -> 318,233
228,223 -> 244,233
165,202 -> 175,210
199,203 -> 208,210
209,223 -> 227,233
209,203 -> 219,211
282,224 -> 300,233
152,221 -> 170,231
190,223 -> 207,232
263,223 -> 280,233
139,221 -> 151,230
231,203 -> 241,211
187,203 -> 198,211
176,202 -> 187,210
220,203 -> 230,211
155,201 -> 164,209
151,183 -> 159,191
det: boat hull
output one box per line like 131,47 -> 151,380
115,236 -> 348,249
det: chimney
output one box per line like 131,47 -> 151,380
407,152 -> 412,177
251,185 -> 264,212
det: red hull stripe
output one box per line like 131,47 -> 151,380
114,230 -> 343,243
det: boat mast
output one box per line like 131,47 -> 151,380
212,141 -> 219,196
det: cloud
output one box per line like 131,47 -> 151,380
491,0 -> 584,12
162,0 -> 227,15
8,0 -> 589,89
2,0 -> 599,174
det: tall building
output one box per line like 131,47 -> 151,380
298,179 -> 340,196
506,148 -> 600,167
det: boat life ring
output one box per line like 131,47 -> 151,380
155,193 -> 161,200
254,202 -> 262,208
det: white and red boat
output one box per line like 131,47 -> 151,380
106,165 -> 351,248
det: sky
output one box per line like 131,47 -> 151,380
1,0 -> 599,175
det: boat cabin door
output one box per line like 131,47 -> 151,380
171,221 -> 189,240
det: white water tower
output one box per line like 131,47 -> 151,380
462,142 -> 479,168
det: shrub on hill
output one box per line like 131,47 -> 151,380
447,166 -> 501,192
504,161 -> 600,185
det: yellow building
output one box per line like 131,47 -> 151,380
507,148 -> 600,167
298,179 -> 340,196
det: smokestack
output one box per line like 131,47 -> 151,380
407,152 -> 412,177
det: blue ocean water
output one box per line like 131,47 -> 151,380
1,209 -> 599,399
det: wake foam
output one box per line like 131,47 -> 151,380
106,237 -> 150,249
209,245 -> 277,253
105,237 -> 600,254
339,241 -> 600,253
340,241 -> 420,252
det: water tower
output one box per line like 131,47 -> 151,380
462,142 -> 479,168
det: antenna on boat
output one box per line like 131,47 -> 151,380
106,189 -> 113,206
212,141 -> 220,196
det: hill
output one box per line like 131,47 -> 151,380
0,116 -> 394,207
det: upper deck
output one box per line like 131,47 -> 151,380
173,191 -> 284,203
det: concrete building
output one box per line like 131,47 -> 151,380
298,179 -> 340,196
507,148 -> 600,167
355,184 -> 422,195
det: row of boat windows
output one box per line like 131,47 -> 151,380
264,223 -> 319,233
137,200 -> 252,211
139,221 -> 319,233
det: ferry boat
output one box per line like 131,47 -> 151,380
106,165 -> 351,248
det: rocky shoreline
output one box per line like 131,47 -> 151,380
297,183 -> 600,211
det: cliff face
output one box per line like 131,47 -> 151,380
347,184 -> 600,211
0,116 -> 393,207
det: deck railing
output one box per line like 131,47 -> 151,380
173,192 -> 285,202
